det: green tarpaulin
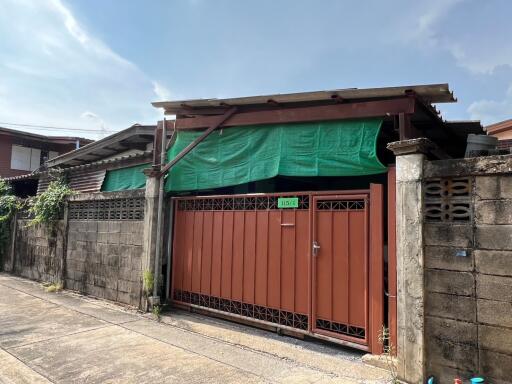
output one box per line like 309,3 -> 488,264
165,119 -> 385,192
101,163 -> 149,192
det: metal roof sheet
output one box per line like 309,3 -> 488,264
152,83 -> 456,115
2,150 -> 152,183
46,124 -> 156,168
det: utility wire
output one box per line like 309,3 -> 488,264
0,121 -> 118,133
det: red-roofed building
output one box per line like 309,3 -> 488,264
485,119 -> 512,150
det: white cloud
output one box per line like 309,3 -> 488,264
411,0 -> 464,46
0,0 -> 171,139
468,84 -> 512,125
398,0 -> 512,75
49,0 -> 89,45
393,0 -> 463,48
79,111 -> 110,139
152,81 -> 172,101
81,111 -> 100,120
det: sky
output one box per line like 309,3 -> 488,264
0,0 -> 511,139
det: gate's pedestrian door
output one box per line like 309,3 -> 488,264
313,195 -> 368,344
171,189 -> 383,352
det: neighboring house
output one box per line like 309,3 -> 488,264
0,126 -> 92,179
3,124 -> 158,196
485,118 -> 512,150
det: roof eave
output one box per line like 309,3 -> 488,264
0,127 -> 90,143
2,150 -> 153,183
152,83 -> 456,115
46,125 -> 156,168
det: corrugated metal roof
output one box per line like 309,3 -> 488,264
37,175 -> 51,194
152,83 -> 456,115
68,168 -> 106,193
62,150 -> 152,172
2,150 -> 152,184
2,171 -> 43,182
35,169 -> 107,194
47,124 -> 156,168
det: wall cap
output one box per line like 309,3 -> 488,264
425,154 -> 512,178
68,189 -> 145,201
387,138 -> 436,156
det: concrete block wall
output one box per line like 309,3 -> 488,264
424,157 -> 512,383
5,189 -> 148,309
64,190 -> 146,307
9,220 -> 65,283
65,220 -> 144,307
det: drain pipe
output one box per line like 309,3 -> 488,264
165,123 -> 177,300
153,118 -> 167,300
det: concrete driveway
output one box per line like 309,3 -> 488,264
0,274 -> 390,384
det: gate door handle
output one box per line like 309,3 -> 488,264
312,241 -> 321,256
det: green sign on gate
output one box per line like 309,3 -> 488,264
277,197 -> 299,209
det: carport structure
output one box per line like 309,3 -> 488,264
151,84 -> 482,355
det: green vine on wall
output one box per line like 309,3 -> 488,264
0,178 -> 74,271
0,179 -> 22,266
28,180 -> 74,227
0,180 -> 20,221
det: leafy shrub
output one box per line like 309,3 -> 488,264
0,179 -> 10,196
0,179 -> 21,263
28,180 -> 73,226
0,180 -> 20,222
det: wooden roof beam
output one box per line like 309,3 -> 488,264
159,107 -> 238,177
175,97 -> 415,130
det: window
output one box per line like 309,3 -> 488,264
49,151 -> 59,160
10,145 -> 42,171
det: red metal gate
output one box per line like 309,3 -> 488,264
171,188 -> 383,353
312,194 -> 369,345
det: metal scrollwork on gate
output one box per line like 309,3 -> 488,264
424,177 -> 471,222
316,200 -> 365,210
177,195 -> 310,211
174,289 -> 309,331
316,319 -> 366,339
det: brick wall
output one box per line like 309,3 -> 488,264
65,220 -> 143,307
423,157 -> 512,383
10,220 -> 65,283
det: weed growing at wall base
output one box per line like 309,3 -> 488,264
378,325 -> 399,384
45,282 -> 63,293
152,304 -> 162,321
143,270 -> 154,297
